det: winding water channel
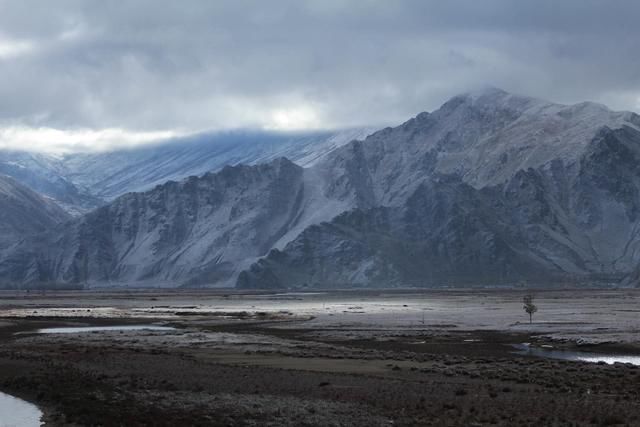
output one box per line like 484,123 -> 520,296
36,325 -> 175,334
0,391 -> 42,427
514,343 -> 640,365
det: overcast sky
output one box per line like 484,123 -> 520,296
1,0 -> 639,152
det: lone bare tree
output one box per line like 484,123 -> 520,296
523,294 -> 538,324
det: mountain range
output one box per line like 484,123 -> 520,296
2,88 -> 640,289
0,128 -> 374,214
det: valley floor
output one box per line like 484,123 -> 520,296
0,289 -> 639,426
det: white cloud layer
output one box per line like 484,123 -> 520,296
0,127 -> 181,154
0,0 -> 638,152
0,37 -> 33,58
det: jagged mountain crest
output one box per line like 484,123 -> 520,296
318,87 -> 640,203
1,158 -> 309,286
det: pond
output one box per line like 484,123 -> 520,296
0,391 -> 42,427
36,325 -> 175,334
513,343 -> 640,365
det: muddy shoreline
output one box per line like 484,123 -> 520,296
1,290 -> 640,426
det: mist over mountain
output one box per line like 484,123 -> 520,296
4,88 -> 640,288
61,128 -> 375,201
0,151 -> 101,216
0,128 -> 374,215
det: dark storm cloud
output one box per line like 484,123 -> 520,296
0,0 -> 639,150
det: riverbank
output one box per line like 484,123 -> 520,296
1,289 -> 639,425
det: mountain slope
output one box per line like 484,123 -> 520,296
238,175 -> 561,288
313,88 -> 640,208
0,151 -> 102,215
0,174 -> 70,251
1,158 -> 312,286
238,89 -> 640,288
60,128 -> 374,201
